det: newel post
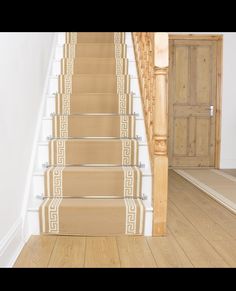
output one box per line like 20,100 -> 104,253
152,33 -> 169,236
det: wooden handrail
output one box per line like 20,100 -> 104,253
132,32 -> 168,236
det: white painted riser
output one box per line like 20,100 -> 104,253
40,118 -> 52,140
47,78 -> 58,96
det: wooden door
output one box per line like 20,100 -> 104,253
168,36 -> 222,167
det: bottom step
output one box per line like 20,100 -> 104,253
40,198 -> 145,236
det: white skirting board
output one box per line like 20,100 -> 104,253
0,218 -> 24,267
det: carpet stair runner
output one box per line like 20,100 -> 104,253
39,32 -> 145,236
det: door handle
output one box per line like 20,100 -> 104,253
208,105 -> 214,117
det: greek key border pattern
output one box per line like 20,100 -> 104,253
61,94 -> 70,115
56,140 -> 66,166
60,115 -> 68,138
120,115 -> 129,138
70,32 -> 77,44
64,75 -> 72,94
122,139 -> 132,165
48,198 -> 62,233
125,198 -> 137,235
67,44 -> 76,58
52,167 -> 64,197
123,166 -> 134,197
65,58 -> 74,75
119,93 -> 127,114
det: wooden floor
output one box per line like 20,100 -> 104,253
223,169 -> 236,178
14,170 -> 236,268
174,168 -> 236,213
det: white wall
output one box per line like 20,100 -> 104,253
0,33 -> 55,265
221,33 -> 236,168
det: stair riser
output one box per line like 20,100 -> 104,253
66,32 -> 125,44
54,45 -> 133,62
44,93 -> 141,117
31,174 -> 152,202
52,59 -> 137,78
59,75 -> 130,95
61,58 -> 128,75
63,44 -> 127,59
40,116 -> 146,142
44,167 -> 141,198
49,140 -> 138,166
52,116 -> 135,138
35,143 -> 151,173
55,93 -> 132,115
55,44 -> 135,61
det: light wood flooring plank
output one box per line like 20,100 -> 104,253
170,171 -> 236,239
48,236 -> 86,268
167,201 -> 229,267
13,235 -> 57,268
84,237 -> 120,268
222,169 -> 236,178
147,231 -> 193,267
169,184 -> 233,241
116,236 -> 156,268
209,239 -> 236,267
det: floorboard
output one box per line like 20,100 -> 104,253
116,236 -> 156,267
48,236 -> 86,268
84,237 -> 120,268
14,235 -> 57,268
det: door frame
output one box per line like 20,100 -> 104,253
168,34 -> 223,169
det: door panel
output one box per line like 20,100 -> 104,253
169,38 -> 218,167
175,46 -> 189,103
173,118 -> 188,156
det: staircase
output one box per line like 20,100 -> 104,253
39,32 -> 146,236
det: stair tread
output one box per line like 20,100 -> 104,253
45,166 -> 139,172
71,57 -> 125,61
41,197 -> 144,207
44,165 -> 141,198
49,139 -> 138,166
50,138 -> 137,141
40,197 -> 144,236
54,113 -> 135,116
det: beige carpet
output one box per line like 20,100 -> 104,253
39,32 -> 145,236
174,169 -> 236,213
